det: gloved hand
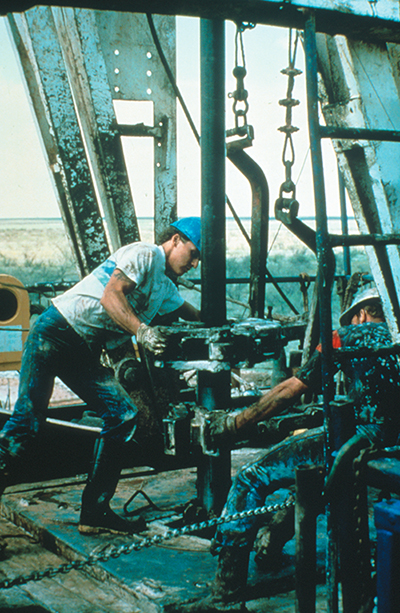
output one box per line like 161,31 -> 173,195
206,412 -> 237,446
136,323 -> 168,355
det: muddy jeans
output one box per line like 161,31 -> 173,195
212,427 -> 324,551
0,305 -> 138,458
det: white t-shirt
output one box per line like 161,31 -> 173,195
52,243 -> 184,351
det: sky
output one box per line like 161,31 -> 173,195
0,13 -> 344,220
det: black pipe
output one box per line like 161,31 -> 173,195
328,399 -> 372,613
304,13 -> 336,613
226,147 -> 268,318
295,464 -> 324,613
187,274 -> 373,286
304,12 -> 335,420
200,18 -> 226,327
198,19 -> 231,516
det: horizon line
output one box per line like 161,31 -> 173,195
0,215 -> 356,221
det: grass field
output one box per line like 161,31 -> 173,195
0,216 -> 369,322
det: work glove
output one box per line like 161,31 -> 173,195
206,412 -> 237,446
136,323 -> 168,355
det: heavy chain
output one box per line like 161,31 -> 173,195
278,29 -> 302,202
0,497 -> 294,590
227,22 -> 255,138
274,29 -> 302,226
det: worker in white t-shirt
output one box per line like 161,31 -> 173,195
0,217 -> 201,535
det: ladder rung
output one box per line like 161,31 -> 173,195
320,126 -> 400,142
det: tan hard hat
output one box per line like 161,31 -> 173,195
339,287 -> 381,326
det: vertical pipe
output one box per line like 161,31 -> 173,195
226,149 -> 269,318
198,19 -> 230,515
327,402 -> 355,611
330,401 -> 369,613
338,165 -> 351,277
196,369 -> 231,514
200,18 -> 226,326
304,11 -> 334,423
304,12 -> 336,613
295,464 -> 323,613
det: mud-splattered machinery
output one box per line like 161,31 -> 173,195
3,1 -> 400,612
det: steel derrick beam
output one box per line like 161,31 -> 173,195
317,33 -> 400,340
52,8 -> 140,250
8,8 -> 177,257
8,8 -> 110,276
4,1 -> 400,44
93,11 -> 177,240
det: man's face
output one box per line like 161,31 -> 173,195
166,235 -> 200,276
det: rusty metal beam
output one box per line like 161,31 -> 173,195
317,33 -> 400,338
52,7 -> 140,250
6,13 -> 86,277
8,8 -> 110,275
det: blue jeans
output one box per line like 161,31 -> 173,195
0,305 -> 138,458
213,427 -> 324,551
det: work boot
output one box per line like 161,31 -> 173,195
163,546 -> 250,612
79,437 -> 146,535
254,498 -> 295,571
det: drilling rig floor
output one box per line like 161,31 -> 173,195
0,450 -> 330,612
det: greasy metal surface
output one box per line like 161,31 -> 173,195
9,8 -> 110,275
159,319 -> 282,368
295,465 -> 323,613
0,468 -> 217,609
9,9 -> 176,255
320,126 -> 400,142
95,11 -> 177,238
7,14 -> 90,277
0,514 -> 146,612
304,19 -> 337,612
53,8 -> 140,250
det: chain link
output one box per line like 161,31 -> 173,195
278,29 -> 302,198
0,497 -> 294,590
227,22 -> 255,136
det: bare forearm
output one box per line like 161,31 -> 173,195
100,289 -> 142,336
176,301 -> 201,321
235,376 -> 308,431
